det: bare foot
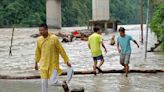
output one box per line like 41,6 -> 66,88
125,74 -> 128,77
96,67 -> 103,73
93,71 -> 96,76
62,81 -> 69,92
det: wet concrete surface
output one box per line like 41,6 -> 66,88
0,73 -> 164,92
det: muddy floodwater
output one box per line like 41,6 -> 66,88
0,73 -> 164,92
0,25 -> 164,92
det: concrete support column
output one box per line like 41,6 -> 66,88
104,22 -> 107,31
113,22 -> 116,31
92,0 -> 110,20
46,0 -> 61,29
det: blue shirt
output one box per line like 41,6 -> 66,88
117,35 -> 134,54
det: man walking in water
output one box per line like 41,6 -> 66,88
117,27 -> 139,77
35,23 -> 71,92
88,26 -> 107,75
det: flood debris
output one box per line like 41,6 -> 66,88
30,29 -> 93,42
71,87 -> 84,92
30,34 -> 40,38
110,35 -> 115,45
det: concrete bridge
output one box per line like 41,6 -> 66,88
46,0 -> 164,28
46,0 -> 110,28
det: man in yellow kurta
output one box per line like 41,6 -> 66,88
35,24 -> 71,92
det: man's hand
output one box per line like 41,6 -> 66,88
133,40 -> 139,48
118,48 -> 121,53
67,62 -> 71,67
35,62 -> 38,70
117,43 -> 121,53
104,48 -> 107,53
137,44 -> 139,48
102,42 -> 107,53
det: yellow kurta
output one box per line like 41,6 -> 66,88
35,34 -> 69,79
88,33 -> 102,57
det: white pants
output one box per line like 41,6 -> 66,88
41,70 -> 63,92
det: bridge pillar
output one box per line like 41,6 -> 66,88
92,0 -> 110,20
46,0 -> 61,29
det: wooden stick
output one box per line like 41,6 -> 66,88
9,26 -> 15,56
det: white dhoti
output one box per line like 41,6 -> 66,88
41,68 -> 73,92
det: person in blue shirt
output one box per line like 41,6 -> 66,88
117,27 -> 139,77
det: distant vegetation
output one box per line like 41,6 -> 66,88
0,0 -> 147,27
150,2 -> 164,50
0,0 -> 46,27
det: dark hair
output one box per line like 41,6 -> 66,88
118,27 -> 125,33
39,23 -> 48,29
93,26 -> 100,32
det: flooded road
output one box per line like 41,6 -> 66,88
0,73 -> 164,92
0,25 -> 164,92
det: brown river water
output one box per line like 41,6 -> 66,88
0,25 -> 163,92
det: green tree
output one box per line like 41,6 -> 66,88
0,0 -> 45,27
0,0 -> 149,27
61,0 -> 91,27
150,2 -> 164,50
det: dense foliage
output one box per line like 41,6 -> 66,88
0,0 -> 147,27
150,2 -> 164,50
0,0 -> 46,27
